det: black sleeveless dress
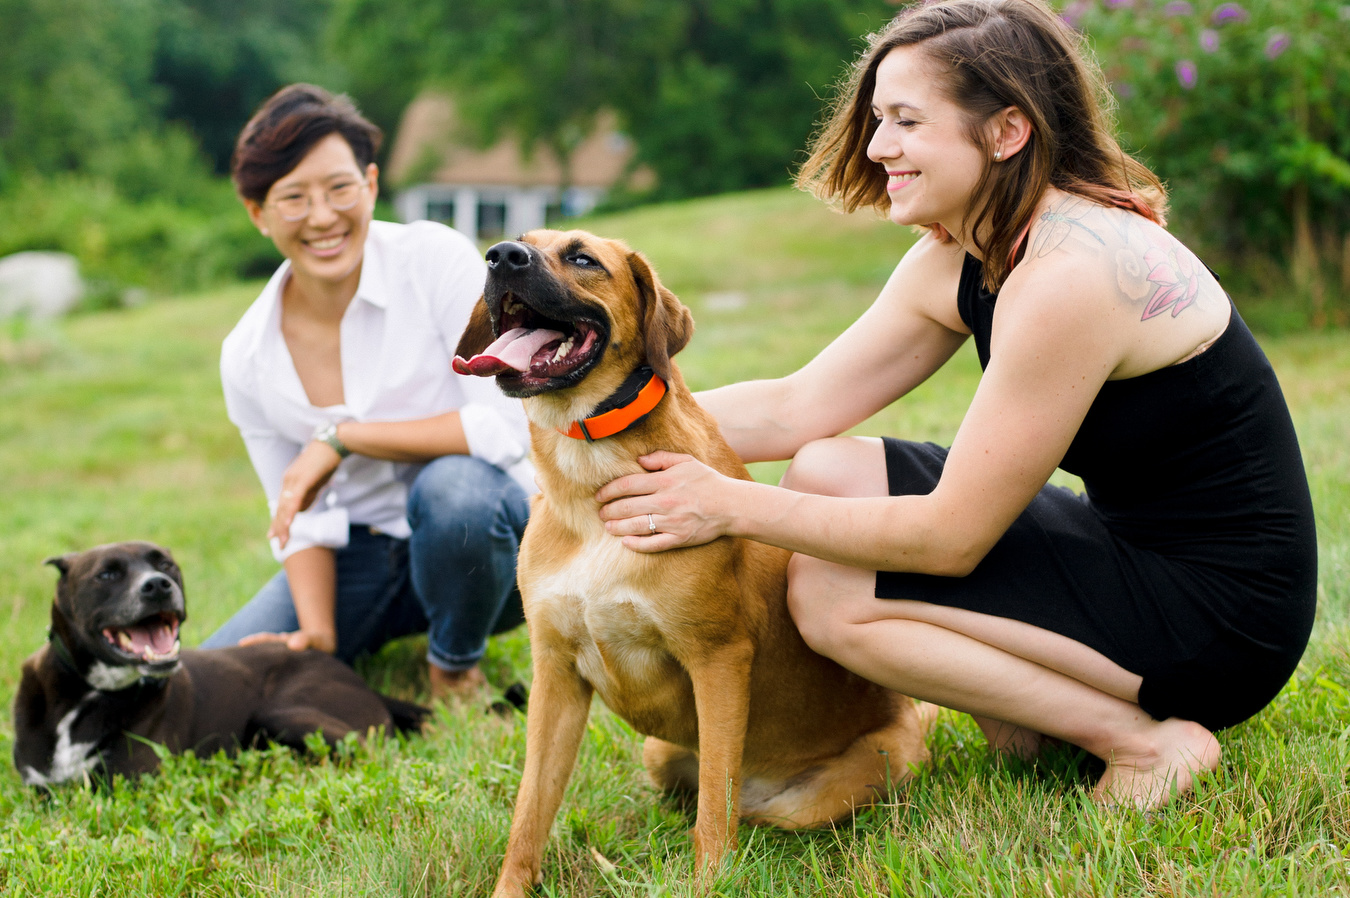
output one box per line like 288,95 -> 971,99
875,253 -> 1317,730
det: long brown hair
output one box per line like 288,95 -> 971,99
796,0 -> 1166,290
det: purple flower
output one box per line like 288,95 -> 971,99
1163,1 -> 1193,15
1104,0 -> 1135,9
1113,81 -> 1136,100
1060,0 -> 1090,28
1211,2 -> 1248,25
1200,29 -> 1220,52
1175,60 -> 1198,89
1264,32 -> 1290,59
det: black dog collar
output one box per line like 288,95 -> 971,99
47,629 -> 82,679
559,366 -> 667,441
48,628 -> 172,692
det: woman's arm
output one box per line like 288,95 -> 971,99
332,412 -> 468,462
600,248 -> 1126,576
267,412 -> 470,548
238,546 -> 338,653
697,233 -> 970,462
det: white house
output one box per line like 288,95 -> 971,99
385,92 -> 653,241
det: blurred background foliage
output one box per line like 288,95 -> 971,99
1074,0 -> 1350,328
0,0 -> 1345,326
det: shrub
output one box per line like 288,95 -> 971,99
0,174 -> 278,306
1073,0 -> 1350,327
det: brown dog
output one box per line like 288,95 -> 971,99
454,230 -> 929,896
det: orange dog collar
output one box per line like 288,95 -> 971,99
560,371 -> 667,441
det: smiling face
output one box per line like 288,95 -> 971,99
458,232 -> 616,398
245,132 -> 379,296
49,542 -> 187,680
453,230 -> 693,424
866,45 -> 991,240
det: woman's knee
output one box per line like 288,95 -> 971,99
786,554 -> 847,657
408,455 -> 518,529
780,436 -> 886,497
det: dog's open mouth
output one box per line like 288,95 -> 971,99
453,294 -> 605,389
103,612 -> 181,664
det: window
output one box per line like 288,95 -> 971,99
477,202 -> 507,240
426,200 -> 455,224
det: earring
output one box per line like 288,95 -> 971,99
993,150 -> 1003,162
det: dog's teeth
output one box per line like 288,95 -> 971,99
117,631 -> 133,650
552,337 -> 574,362
140,638 -> 182,663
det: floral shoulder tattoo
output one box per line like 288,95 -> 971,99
1028,198 -> 1206,322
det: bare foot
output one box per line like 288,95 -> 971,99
429,664 -> 488,702
1093,717 -> 1221,810
973,715 -> 1060,762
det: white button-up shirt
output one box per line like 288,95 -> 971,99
221,219 -> 535,562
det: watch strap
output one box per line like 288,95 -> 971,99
313,422 -> 351,458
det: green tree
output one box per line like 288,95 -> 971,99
330,0 -> 898,199
153,0 -> 344,172
0,0 -> 286,296
1076,0 -> 1350,324
0,0 -> 161,187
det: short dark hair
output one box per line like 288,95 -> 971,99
231,84 -> 383,204
797,0 -> 1166,290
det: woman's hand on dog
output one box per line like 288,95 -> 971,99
269,441 -> 343,548
597,451 -> 738,551
238,629 -> 337,654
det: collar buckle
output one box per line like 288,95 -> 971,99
559,369 -> 667,441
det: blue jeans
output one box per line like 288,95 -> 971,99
202,455 -> 530,671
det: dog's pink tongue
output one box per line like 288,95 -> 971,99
453,327 -> 564,377
125,620 -> 178,657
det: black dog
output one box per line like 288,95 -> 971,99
13,541 -> 427,787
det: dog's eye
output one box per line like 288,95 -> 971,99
96,568 -> 120,581
155,559 -> 175,573
568,253 -> 599,268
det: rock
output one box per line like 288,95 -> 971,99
0,252 -> 86,320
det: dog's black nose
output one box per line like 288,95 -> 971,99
485,241 -> 533,272
141,575 -> 174,599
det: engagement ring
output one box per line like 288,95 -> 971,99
648,513 -> 657,533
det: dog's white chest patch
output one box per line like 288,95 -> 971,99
530,537 -> 676,692
87,660 -> 143,692
25,692 -> 102,786
85,659 -> 177,692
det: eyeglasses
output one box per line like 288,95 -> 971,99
267,178 -> 367,221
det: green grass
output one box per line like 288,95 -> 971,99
1,187 -> 1347,896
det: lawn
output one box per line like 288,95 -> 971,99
0,188 -> 1346,896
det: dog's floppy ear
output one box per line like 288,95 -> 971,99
453,296 -> 497,361
628,251 -> 693,382
44,555 -> 71,579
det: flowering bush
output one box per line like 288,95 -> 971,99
1069,0 -> 1350,326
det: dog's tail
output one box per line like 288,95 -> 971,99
380,695 -> 431,735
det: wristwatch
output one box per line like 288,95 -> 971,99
312,421 -> 351,458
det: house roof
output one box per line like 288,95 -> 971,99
386,91 -> 650,190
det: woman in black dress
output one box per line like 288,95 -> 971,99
595,0 -> 1317,809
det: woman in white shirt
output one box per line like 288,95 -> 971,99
203,84 -> 535,700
